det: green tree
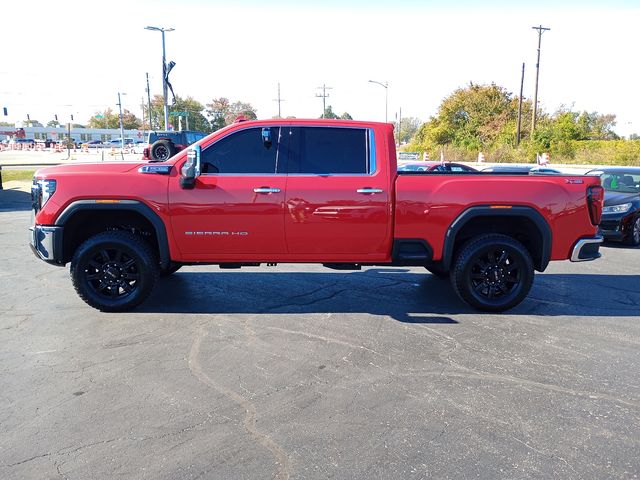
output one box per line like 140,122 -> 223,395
411,83 -> 535,157
144,95 -> 211,133
340,112 -> 353,120
394,117 -> 421,144
320,105 -> 340,119
87,108 -> 141,129
205,97 -> 257,131
46,120 -> 60,128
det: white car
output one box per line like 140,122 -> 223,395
132,141 -> 148,154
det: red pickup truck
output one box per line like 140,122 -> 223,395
30,119 -> 604,313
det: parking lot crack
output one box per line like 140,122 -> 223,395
188,327 -> 291,480
261,288 -> 350,312
6,451 -> 52,467
263,325 -> 383,357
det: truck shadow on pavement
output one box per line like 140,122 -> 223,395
0,188 -> 31,212
140,269 -> 640,321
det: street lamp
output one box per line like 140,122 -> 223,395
368,80 -> 388,123
145,25 -> 175,131
117,92 -> 126,158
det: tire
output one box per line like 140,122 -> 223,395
624,216 -> 640,246
450,234 -> 534,312
425,264 -> 449,279
70,231 -> 158,312
160,263 -> 182,277
150,140 -> 176,161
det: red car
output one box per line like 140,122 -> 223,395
30,119 -> 603,313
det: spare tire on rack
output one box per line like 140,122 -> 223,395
150,139 -> 176,161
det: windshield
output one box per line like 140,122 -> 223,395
601,172 -> 640,194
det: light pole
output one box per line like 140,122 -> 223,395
117,92 -> 126,159
145,25 -> 174,131
368,80 -> 388,123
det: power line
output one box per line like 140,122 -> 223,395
531,24 -> 551,135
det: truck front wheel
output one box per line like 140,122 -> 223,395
70,231 -> 158,312
450,234 -> 534,312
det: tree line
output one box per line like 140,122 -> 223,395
406,83 -> 634,164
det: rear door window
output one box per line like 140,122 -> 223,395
287,127 -> 370,174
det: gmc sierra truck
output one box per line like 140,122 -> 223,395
30,119 -> 604,312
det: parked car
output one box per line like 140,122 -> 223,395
35,139 -> 56,148
480,165 -> 561,174
397,161 -> 477,172
108,138 -> 135,147
586,167 -> 640,245
10,138 -> 35,146
83,140 -> 103,148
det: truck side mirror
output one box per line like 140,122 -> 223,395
262,127 -> 272,150
179,144 -> 201,189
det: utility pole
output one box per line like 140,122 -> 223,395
316,84 -> 332,118
273,82 -> 285,118
517,62 -> 525,145
531,25 -> 550,135
117,92 -> 126,160
141,96 -> 146,142
398,106 -> 402,145
146,72 -> 152,130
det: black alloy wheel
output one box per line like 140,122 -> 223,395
70,231 -> 158,312
451,234 -> 534,312
150,140 -> 176,161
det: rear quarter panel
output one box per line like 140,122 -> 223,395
394,174 -> 601,261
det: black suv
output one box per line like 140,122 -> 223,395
143,130 -> 207,161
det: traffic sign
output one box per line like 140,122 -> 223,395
169,111 -> 188,116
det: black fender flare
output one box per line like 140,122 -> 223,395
55,200 -> 171,269
441,205 -> 552,272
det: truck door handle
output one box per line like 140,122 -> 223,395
253,187 -> 281,194
356,188 -> 383,194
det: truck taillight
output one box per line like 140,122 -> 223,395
587,185 -> 604,226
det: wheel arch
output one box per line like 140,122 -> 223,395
442,206 -> 552,272
55,200 -> 170,268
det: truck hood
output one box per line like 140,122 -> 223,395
35,162 -> 144,178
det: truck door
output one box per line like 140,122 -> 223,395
283,126 -> 391,259
168,126 -> 287,259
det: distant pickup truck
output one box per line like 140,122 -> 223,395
29,119 -> 604,312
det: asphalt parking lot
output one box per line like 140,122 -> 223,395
1,192 -> 639,479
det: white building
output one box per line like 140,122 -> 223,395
0,126 -> 146,143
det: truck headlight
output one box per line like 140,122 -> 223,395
602,203 -> 632,214
32,179 -> 57,211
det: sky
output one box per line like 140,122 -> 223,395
2,0 -> 639,136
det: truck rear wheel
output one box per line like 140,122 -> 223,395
70,231 -> 158,312
450,234 -> 534,312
